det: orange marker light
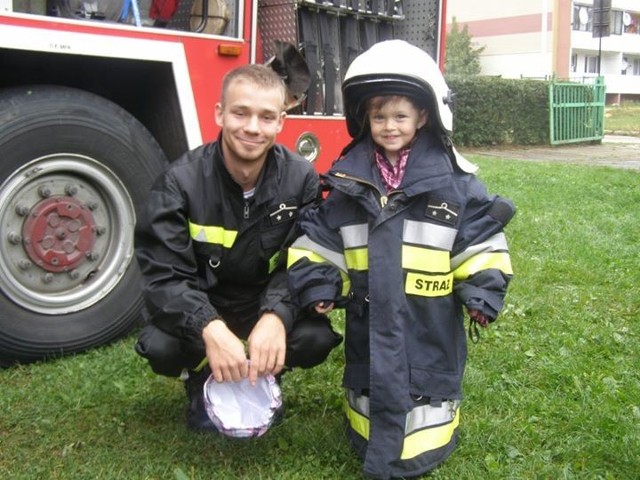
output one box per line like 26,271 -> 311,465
218,44 -> 243,57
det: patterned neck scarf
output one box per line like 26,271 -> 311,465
374,146 -> 411,192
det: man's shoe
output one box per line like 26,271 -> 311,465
184,369 -> 218,433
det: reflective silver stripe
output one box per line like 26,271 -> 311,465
290,235 -> 348,273
450,233 -> 509,270
346,389 -> 370,417
346,389 -> 459,436
403,220 -> 457,250
340,224 -> 369,248
406,400 -> 460,436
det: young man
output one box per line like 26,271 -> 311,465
135,64 -> 342,431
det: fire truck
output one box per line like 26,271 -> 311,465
0,0 -> 447,366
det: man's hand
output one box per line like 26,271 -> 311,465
247,312 -> 286,385
202,319 -> 249,382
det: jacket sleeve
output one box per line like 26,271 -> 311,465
134,170 -> 218,351
452,177 -> 516,321
287,191 -> 349,310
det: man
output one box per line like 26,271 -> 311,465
134,64 -> 342,431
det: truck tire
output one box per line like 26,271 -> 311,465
0,85 -> 168,366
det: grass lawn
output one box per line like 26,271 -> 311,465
1,158 -> 639,479
604,102 -> 640,136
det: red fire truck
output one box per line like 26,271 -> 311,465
0,0 -> 447,365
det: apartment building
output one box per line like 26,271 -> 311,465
446,0 -> 640,103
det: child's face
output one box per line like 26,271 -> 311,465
367,96 -> 427,164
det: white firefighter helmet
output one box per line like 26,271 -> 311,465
342,39 -> 454,139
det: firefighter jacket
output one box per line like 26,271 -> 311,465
287,131 -> 515,479
135,137 -> 321,359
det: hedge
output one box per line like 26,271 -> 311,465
445,75 -> 550,146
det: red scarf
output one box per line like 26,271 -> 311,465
374,146 -> 411,192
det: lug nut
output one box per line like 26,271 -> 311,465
15,204 -> 30,216
38,185 -> 52,198
8,232 -> 22,245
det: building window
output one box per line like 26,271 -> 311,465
633,59 -> 640,76
585,56 -> 599,74
571,54 -> 578,73
611,10 -> 623,35
573,5 -> 592,31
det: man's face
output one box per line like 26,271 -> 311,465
215,79 -> 285,166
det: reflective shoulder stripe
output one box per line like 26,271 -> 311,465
402,245 -> 449,273
403,219 -> 457,250
288,236 -> 352,298
340,224 -> 368,248
289,235 -> 348,273
188,221 -> 238,248
450,233 -> 508,270
453,251 -> 513,280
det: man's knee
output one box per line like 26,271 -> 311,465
135,324 -> 200,377
286,314 -> 342,369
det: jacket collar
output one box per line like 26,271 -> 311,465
327,130 -> 454,196
212,131 -> 283,205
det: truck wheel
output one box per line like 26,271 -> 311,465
0,85 -> 168,366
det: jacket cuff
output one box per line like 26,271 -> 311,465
298,285 -> 339,311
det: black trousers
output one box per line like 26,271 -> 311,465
135,309 -> 342,377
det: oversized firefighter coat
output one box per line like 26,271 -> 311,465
287,131 -> 515,479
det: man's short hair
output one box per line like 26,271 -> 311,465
220,64 -> 286,109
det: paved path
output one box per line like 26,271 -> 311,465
461,135 -> 640,171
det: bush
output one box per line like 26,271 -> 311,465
446,76 -> 550,146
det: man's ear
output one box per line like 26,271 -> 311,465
276,111 -> 286,133
214,103 -> 224,128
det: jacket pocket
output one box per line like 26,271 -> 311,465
409,365 -> 462,400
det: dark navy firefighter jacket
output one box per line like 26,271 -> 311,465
287,130 -> 515,479
135,139 -> 321,364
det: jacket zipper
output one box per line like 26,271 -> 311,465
332,172 -> 388,208
243,200 -> 250,219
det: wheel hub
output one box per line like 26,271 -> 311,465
22,196 -> 97,273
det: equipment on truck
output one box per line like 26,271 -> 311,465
0,0 -> 446,366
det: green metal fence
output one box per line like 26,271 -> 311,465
549,76 -> 606,145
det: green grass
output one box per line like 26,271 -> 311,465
604,102 -> 640,135
2,158 -> 639,479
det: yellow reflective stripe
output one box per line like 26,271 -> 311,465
287,247 -> 326,268
450,233 -> 508,270
405,272 -> 453,297
268,252 -> 280,274
345,248 -> 368,271
345,399 -> 370,439
290,235 -> 348,272
401,409 -> 460,460
188,222 -> 238,248
402,245 -> 449,273
453,251 -> 513,280
287,247 -> 351,298
345,396 -> 459,461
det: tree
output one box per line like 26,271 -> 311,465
445,17 -> 485,75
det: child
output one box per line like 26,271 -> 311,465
287,40 -> 515,479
